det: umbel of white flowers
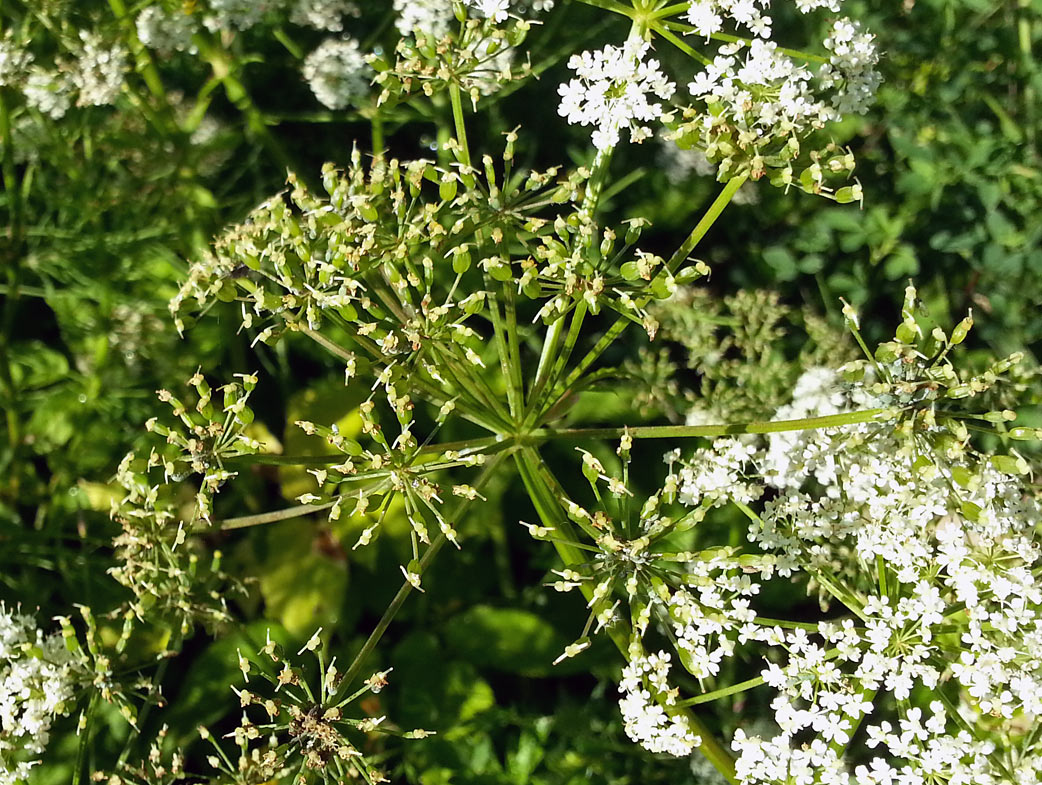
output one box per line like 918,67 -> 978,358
0,605 -> 79,785
557,1 -> 879,154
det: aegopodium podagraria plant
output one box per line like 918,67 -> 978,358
11,1 -> 1042,784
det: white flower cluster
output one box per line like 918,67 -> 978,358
683,3 -> 880,140
302,37 -> 371,110
137,0 -> 354,39
676,437 -> 759,507
689,38 -> 837,141
135,6 -> 198,55
0,605 -> 79,785
467,0 -> 512,22
820,18 -> 882,117
734,619 -> 1000,785
289,0 -> 359,32
1,31 -> 126,119
21,69 -> 74,120
671,367 -> 1042,783
393,0 -> 457,37
759,365 -> 859,487
0,34 -> 32,88
669,558 -> 760,680
618,652 -> 701,756
686,0 -> 773,40
558,38 -> 676,152
393,0 -> 553,36
69,32 -> 127,107
203,0 -> 281,32
555,1 -> 878,157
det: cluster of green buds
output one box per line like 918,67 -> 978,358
525,208 -> 712,339
670,111 -> 861,202
839,284 -> 1033,464
199,629 -> 431,785
109,449 -> 240,632
372,6 -> 534,106
145,372 -> 262,523
293,409 -> 490,556
55,606 -> 142,729
107,372 -> 257,631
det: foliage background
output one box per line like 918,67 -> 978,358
1,0 -> 1040,782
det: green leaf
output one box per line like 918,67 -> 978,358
257,521 -> 350,636
9,341 -> 69,390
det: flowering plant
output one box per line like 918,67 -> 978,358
2,1 -> 1040,784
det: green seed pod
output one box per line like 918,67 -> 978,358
452,249 -> 471,275
624,221 -> 646,246
215,279 -> 238,303
439,174 -> 458,202
895,317 -> 919,344
675,263 -> 707,284
833,186 -> 858,204
982,410 -> 1016,423
991,454 -> 1029,475
489,261 -> 513,282
874,343 -> 899,364
620,261 -> 640,281
1007,427 -> 1042,440
950,312 -> 973,345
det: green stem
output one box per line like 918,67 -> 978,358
530,300 -> 589,427
430,341 -> 513,429
487,284 -> 525,421
652,22 -> 712,67
573,0 -> 634,15
1019,0 -> 1036,145
107,0 -> 170,105
547,317 -> 627,411
0,88 -> 22,240
273,26 -> 305,60
666,174 -> 748,275
217,502 -> 334,531
72,691 -> 100,785
502,284 -> 525,415
301,325 -> 506,434
0,87 -> 22,473
653,2 -> 692,18
660,21 -> 829,64
223,434 -> 505,469
340,530 -> 448,690
678,676 -> 764,707
579,147 -> 614,232
115,631 -> 185,767
195,35 -> 298,178
448,82 -> 471,168
371,112 -> 385,157
733,500 -> 868,620
534,407 -> 894,441
528,312 -> 567,410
